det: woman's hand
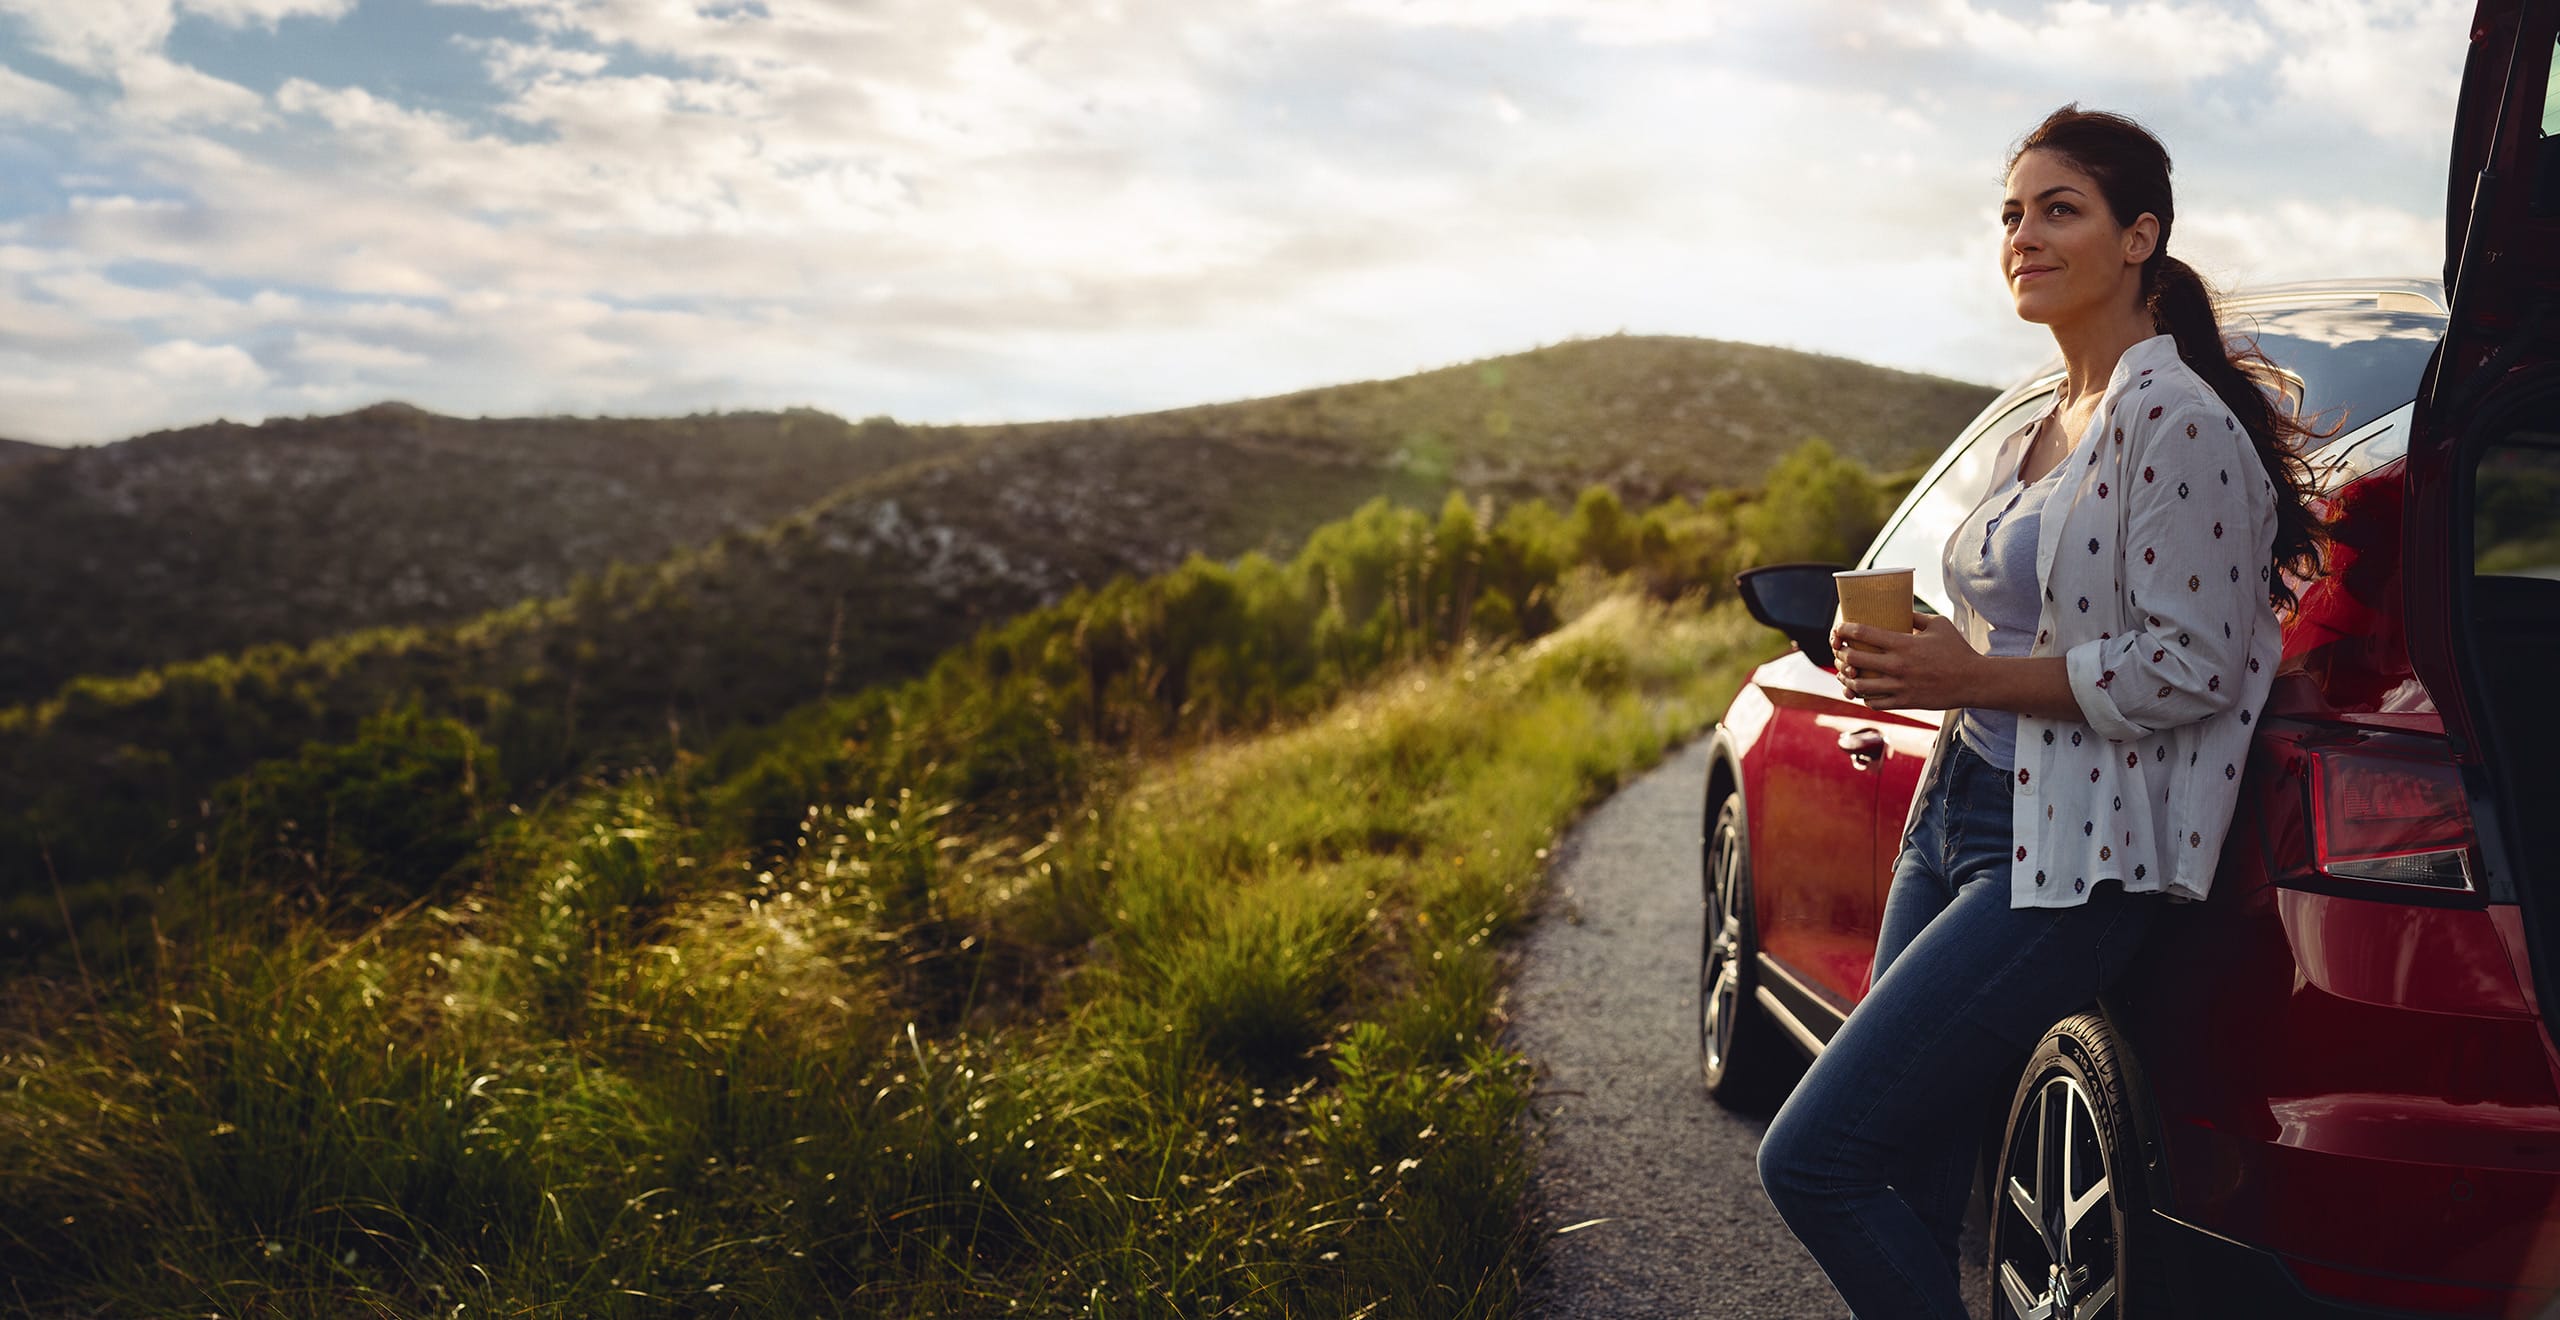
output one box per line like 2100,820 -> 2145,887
1830,614 -> 1985,711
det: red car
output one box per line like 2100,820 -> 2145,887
1700,5 -> 2560,1315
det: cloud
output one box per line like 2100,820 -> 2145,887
0,0 -> 178,73
1289,0 -> 1721,45
2176,197 -> 2443,290
289,329 -> 431,371
2266,0 -> 2469,147
0,64 -> 76,121
462,36 -> 607,83
116,54 -> 270,125
0,0 -> 2478,444
138,337 -> 267,387
32,266 -> 255,331
0,339 -> 266,441
183,0 -> 358,25
1872,0 -> 2275,81
0,0 -> 352,73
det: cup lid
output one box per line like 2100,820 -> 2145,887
1833,567 -> 1912,578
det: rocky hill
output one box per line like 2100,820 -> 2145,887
0,336 -> 1991,710
0,404 -> 943,707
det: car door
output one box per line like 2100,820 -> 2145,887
1747,652 -> 1897,1019
2404,0 -> 2560,1051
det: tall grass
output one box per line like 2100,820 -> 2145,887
0,589 -> 1770,1316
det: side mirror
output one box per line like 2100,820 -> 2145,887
1737,563 -> 1847,664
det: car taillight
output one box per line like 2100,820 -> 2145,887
2307,743 -> 2476,890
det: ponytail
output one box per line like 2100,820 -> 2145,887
2143,254 -> 2334,617
2011,104 -> 2338,617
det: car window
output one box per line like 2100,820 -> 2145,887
1863,388 -> 2055,615
2474,432 -> 2560,581
2223,304 -> 2444,452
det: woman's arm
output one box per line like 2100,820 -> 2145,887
1972,654 -> 2087,721
2063,392 -> 2274,743
1830,618 -> 2091,719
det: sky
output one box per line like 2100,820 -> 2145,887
0,0 -> 2476,446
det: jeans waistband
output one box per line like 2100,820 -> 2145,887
1939,731 -> 2016,828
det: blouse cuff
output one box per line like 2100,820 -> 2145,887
2064,635 -> 2151,744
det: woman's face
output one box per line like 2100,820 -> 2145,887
2000,148 -> 2154,329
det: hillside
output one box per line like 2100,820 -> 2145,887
0,432 -> 1896,961
0,337 -> 1993,708
0,437 -> 55,469
0,404 -> 944,707
0,434 -> 1471,912
0,556 -> 1770,1310
1061,333 -> 1994,505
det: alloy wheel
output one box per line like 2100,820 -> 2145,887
1996,1073 -> 2121,1319
1700,810 -> 1744,1079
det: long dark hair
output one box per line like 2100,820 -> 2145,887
2009,104 -> 2333,615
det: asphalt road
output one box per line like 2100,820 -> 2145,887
1502,734 -> 1994,1320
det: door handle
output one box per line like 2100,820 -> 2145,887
1838,728 -> 1885,764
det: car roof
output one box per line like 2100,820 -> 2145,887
2219,277 -> 2446,316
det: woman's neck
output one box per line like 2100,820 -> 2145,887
2047,301 -> 2161,413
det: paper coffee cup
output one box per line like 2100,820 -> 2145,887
1833,568 -> 1915,655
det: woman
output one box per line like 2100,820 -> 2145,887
1752,105 -> 2332,1317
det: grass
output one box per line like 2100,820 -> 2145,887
0,587 -> 1774,1317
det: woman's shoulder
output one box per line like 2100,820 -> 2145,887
2119,350 -> 2240,437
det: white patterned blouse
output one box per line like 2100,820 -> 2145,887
1900,332 -> 2284,909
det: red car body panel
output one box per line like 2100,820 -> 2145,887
1733,650 -> 1952,1011
2438,0 -> 2560,369
1748,661 -> 1891,1012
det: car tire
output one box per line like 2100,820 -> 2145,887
1988,1011 -> 2169,1319
1699,792 -> 1798,1114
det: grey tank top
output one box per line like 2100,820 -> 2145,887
1947,451 -> 2067,771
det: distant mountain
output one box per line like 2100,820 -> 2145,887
0,337 -> 1992,709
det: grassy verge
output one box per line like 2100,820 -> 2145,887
0,588 -> 1771,1317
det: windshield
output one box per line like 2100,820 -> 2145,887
2221,303 -> 2444,452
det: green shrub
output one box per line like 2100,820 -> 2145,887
200,699 -> 502,910
1738,436 -> 1886,567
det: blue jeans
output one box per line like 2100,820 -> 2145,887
1754,732 -> 2165,1319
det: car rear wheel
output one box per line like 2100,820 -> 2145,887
1700,793 -> 1797,1112
1989,1012 -> 2166,1319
